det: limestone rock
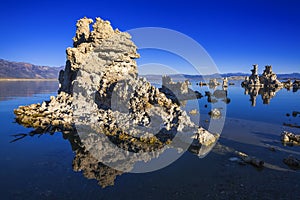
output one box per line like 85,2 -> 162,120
189,109 -> 198,115
160,75 -> 202,102
14,17 -> 219,171
293,80 -> 300,92
73,17 -> 94,47
241,64 -> 284,106
241,64 -> 262,87
222,77 -> 228,87
242,64 -> 283,88
208,78 -> 220,87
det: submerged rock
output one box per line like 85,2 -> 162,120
198,81 -> 207,86
283,155 -> 300,170
292,111 -> 300,117
228,157 -> 240,162
189,109 -> 198,115
281,131 -> 300,145
283,79 -> 293,89
293,80 -> 300,92
208,108 -> 222,119
235,151 -> 264,168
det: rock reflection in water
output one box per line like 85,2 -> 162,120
0,80 -> 58,101
242,64 -> 300,106
11,123 -> 217,188
243,86 -> 281,106
205,88 -> 231,105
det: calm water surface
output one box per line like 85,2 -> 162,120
1,80 -> 300,199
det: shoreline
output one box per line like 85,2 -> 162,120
0,78 -> 58,81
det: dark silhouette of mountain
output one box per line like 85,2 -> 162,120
0,59 -> 63,79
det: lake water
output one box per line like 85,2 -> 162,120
1,80 -> 300,199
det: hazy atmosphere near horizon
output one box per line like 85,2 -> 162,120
1,0 -> 300,74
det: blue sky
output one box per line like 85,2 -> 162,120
1,0 -> 300,74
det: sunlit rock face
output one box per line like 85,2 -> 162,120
59,17 -> 139,94
259,65 -> 283,87
14,17 -> 219,177
242,64 -> 283,88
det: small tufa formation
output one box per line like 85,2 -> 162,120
242,64 -> 263,87
293,80 -> 300,92
281,131 -> 300,145
189,109 -> 198,115
260,65 -> 283,87
281,79 -> 299,92
162,75 -> 189,94
160,75 -> 203,102
208,108 -> 222,119
205,89 -> 231,105
222,77 -> 228,88
208,78 -> 220,87
283,79 -> 293,90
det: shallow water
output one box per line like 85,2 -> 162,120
1,80 -> 300,199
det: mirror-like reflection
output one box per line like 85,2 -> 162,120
241,64 -> 300,106
243,86 -> 282,106
11,122 -> 217,188
0,80 -> 58,101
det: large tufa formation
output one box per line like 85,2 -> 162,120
14,16 -> 219,174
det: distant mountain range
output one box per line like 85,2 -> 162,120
0,59 -> 63,79
1,58 -> 299,80
141,73 -> 300,81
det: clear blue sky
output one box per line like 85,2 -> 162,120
1,0 -> 300,74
